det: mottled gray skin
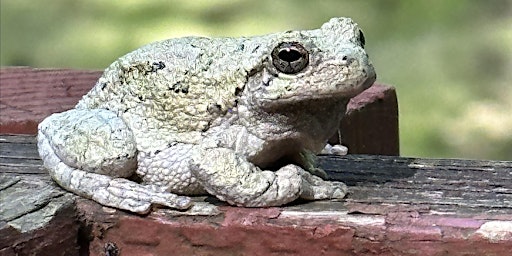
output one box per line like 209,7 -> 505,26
38,17 -> 376,214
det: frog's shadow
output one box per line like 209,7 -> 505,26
318,154 -> 418,186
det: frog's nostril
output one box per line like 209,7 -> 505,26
341,55 -> 354,64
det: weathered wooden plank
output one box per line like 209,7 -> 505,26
0,172 -> 79,256
0,134 -> 37,144
0,163 -> 46,174
1,134 -> 511,216
0,143 -> 41,159
1,135 -> 512,210
0,135 -> 46,175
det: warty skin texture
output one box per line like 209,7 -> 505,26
38,17 -> 376,213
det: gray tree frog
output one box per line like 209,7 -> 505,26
38,17 -> 376,214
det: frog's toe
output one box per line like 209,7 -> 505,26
149,193 -> 193,210
321,144 -> 348,156
94,178 -> 193,214
299,170 -> 348,200
329,181 -> 348,199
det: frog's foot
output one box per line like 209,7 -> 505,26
190,147 -> 303,207
38,109 -> 192,213
91,176 -> 193,214
299,169 -> 347,200
321,144 -> 348,156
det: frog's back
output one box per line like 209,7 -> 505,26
76,37 -> 268,146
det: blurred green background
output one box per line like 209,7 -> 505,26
1,0 -> 511,160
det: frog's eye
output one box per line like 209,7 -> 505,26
358,29 -> 366,49
271,42 -> 309,74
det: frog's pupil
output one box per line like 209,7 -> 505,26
278,49 -> 302,62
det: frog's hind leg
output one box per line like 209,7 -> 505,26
38,109 -> 192,213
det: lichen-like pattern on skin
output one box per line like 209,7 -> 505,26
38,17 -> 376,214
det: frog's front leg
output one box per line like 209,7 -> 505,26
190,146 -> 347,207
38,109 -> 192,214
190,146 -> 302,206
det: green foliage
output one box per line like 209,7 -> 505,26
1,0 -> 510,160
